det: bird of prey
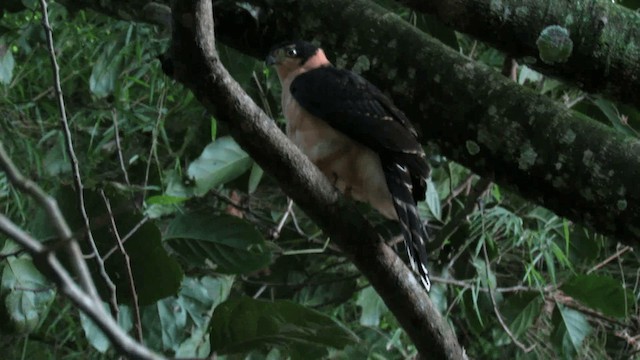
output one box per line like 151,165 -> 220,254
266,40 -> 431,291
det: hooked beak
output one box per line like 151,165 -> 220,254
265,54 -> 277,66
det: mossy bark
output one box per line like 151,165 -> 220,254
59,1 -> 640,242
398,0 -> 640,108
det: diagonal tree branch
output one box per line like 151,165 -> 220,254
56,0 -> 640,244
0,143 -> 163,360
161,1 -> 465,358
394,0 -> 640,109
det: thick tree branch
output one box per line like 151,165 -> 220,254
395,0 -> 640,108
161,1 -> 464,358
211,0 -> 640,244
56,1 -> 640,242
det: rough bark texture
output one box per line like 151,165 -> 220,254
213,0 -> 640,242
162,1 -> 465,358
57,1 -> 640,248
397,0 -> 640,108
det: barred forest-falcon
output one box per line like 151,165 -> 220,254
266,41 -> 432,291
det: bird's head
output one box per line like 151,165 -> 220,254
266,40 -> 330,80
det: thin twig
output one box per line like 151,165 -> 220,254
103,216 -> 150,260
0,141 -> 97,300
431,276 -> 541,293
39,0 -> 103,303
111,109 -> 132,188
587,244 -> 633,274
0,248 -> 26,261
437,178 -> 492,257
100,190 -> 143,343
480,200 -> 535,353
441,174 -> 475,211
482,240 -> 536,352
0,214 -> 163,359
270,198 -> 294,239
142,90 -> 166,202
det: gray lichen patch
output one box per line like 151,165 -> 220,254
351,55 -> 371,74
617,199 -> 628,211
582,149 -> 595,166
560,129 -> 576,144
581,188 -> 595,201
515,6 -> 529,17
466,140 -> 481,155
518,144 -> 538,170
552,176 -> 567,189
536,25 -> 573,64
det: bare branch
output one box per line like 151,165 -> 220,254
482,239 -> 535,353
100,190 -> 144,343
0,148 -> 163,360
161,1 -> 465,358
587,244 -> 633,274
111,109 -> 132,188
0,141 -> 97,299
38,0 -> 103,302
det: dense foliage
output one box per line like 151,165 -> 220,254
0,1 -> 638,359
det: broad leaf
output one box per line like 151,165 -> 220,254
187,136 -> 252,196
141,276 -> 233,355
356,286 -> 388,327
0,40 -> 14,85
248,163 -> 264,194
295,274 -> 357,307
1,258 -> 55,333
32,186 -> 183,305
175,276 -> 233,358
164,211 -> 272,274
210,297 -> 358,358
502,292 -> 543,338
561,274 -> 630,318
551,304 -> 591,358
80,304 -> 133,353
425,178 -> 441,221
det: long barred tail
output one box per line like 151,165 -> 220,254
384,163 -> 431,292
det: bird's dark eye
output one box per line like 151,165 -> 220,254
286,48 -> 297,57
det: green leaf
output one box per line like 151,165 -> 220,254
425,179 -> 441,221
517,65 -> 543,85
210,297 -> 358,358
551,304 -> 591,357
175,276 -> 233,358
80,304 -> 133,353
295,275 -> 357,307
561,274 -> 630,318
164,211 -> 272,274
89,43 -> 123,98
141,297 -> 187,351
1,258 -> 55,333
502,293 -> 543,338
0,40 -> 15,85
32,186 -> 183,305
140,276 -> 233,355
145,195 -> 188,206
187,136 -> 253,196
355,287 -> 388,326
592,97 -> 636,137
248,163 -> 264,194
